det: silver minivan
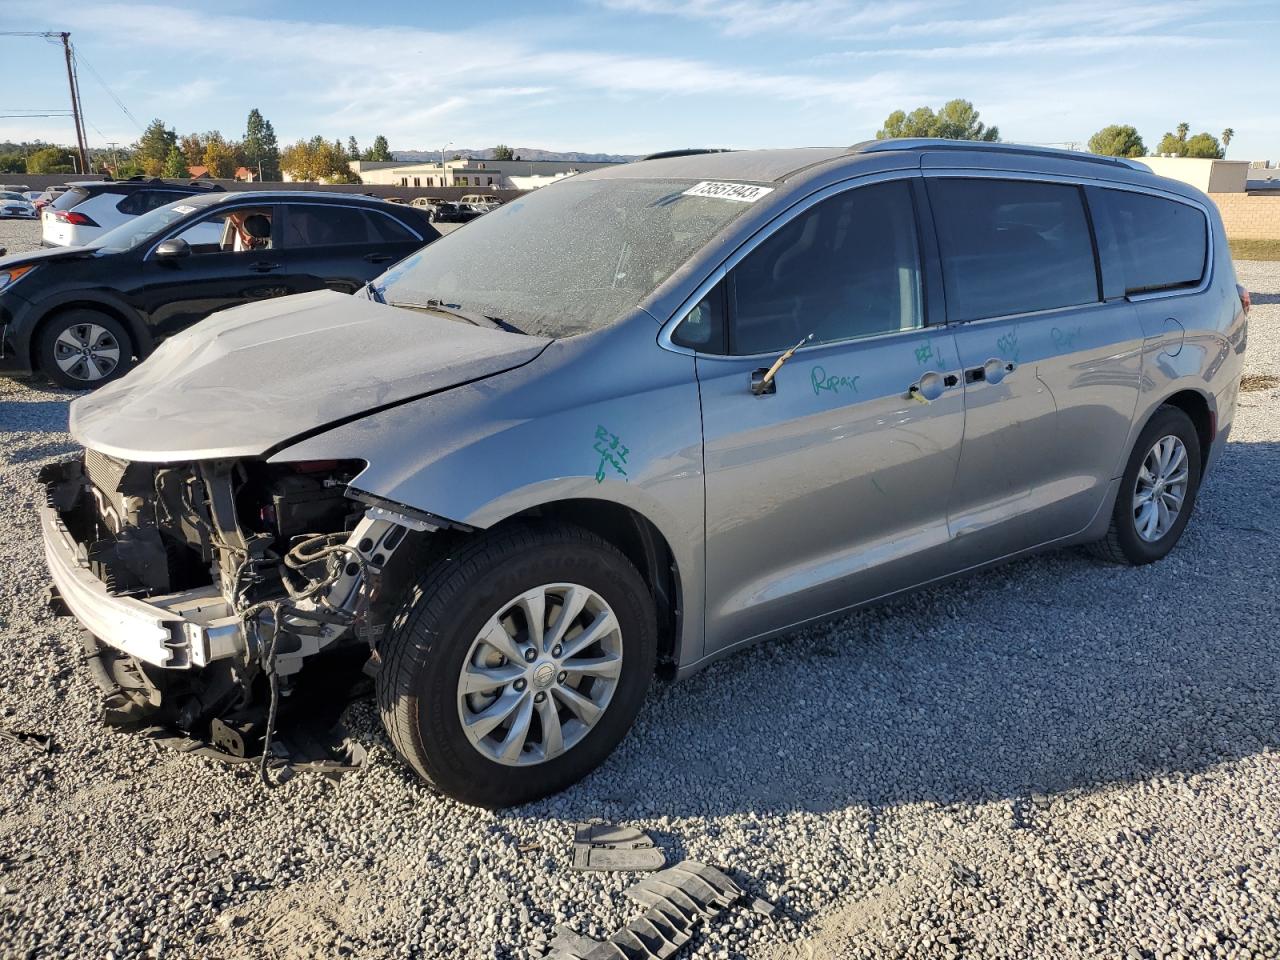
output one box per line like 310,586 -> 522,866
41,141 -> 1249,806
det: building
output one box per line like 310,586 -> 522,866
1134,156 -> 1280,242
188,165 -> 258,182
348,157 -> 617,190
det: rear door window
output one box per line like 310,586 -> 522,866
726,179 -> 924,355
117,190 -> 189,216
929,178 -> 1100,322
1101,190 -> 1207,294
283,204 -> 374,247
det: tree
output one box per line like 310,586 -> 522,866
243,109 -> 281,181
0,152 -> 24,173
201,131 -> 238,178
347,136 -> 360,161
1088,124 -> 1146,158
1175,121 -> 1190,142
1156,128 -> 1224,158
177,132 -> 204,167
492,144 -> 515,161
876,99 -> 998,141
280,136 -> 361,183
365,135 -> 392,161
162,145 -> 188,178
26,146 -> 76,174
1184,132 -> 1223,159
136,118 -> 177,176
1221,128 -> 1234,155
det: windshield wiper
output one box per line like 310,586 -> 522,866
387,298 -> 524,335
366,282 -> 385,303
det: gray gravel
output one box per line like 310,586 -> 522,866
1,215 -> 1278,960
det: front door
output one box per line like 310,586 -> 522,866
690,178 -> 965,655
138,204 -> 286,337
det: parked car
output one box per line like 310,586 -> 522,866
0,192 -> 37,219
41,178 -> 225,248
0,183 -> 31,193
1,190 -> 438,386
32,186 -> 69,212
460,193 -> 502,213
410,196 -> 475,223
39,142 -> 1246,807
23,191 -> 44,203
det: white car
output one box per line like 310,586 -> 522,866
0,191 -> 37,220
41,179 -> 222,247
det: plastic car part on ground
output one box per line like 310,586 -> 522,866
571,823 -> 666,872
546,860 -> 774,959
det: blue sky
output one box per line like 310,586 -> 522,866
2,0 -> 1277,159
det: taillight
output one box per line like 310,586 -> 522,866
53,210 -> 99,227
1237,283 -> 1251,317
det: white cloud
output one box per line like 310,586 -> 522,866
597,0 -> 942,37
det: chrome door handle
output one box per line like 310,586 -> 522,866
908,370 -> 946,403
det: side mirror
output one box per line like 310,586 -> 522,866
154,237 -> 190,259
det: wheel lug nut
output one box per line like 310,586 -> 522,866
514,679 -> 526,691
552,645 -> 562,657
557,671 -> 567,684
534,691 -> 546,703
523,648 -> 537,662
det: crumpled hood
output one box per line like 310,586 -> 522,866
71,290 -> 549,462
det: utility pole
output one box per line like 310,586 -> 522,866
59,32 -> 90,175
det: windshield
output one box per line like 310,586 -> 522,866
91,199 -> 206,252
371,177 -> 757,338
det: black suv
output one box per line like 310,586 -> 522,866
1,191 -> 439,386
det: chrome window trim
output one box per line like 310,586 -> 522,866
922,168 -> 1215,316
657,170 -> 931,360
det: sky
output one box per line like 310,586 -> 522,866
1,0 -> 1277,160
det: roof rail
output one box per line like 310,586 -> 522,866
849,138 -> 1145,170
640,148 -> 734,161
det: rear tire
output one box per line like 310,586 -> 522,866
37,309 -> 134,389
376,522 -> 656,808
1088,405 -> 1201,565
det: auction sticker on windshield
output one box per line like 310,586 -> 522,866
683,181 -> 774,203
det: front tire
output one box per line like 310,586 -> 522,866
1089,405 -> 1202,565
377,522 -> 657,808
37,309 -> 134,389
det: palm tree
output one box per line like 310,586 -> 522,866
1176,121 -> 1190,142
1221,128 -> 1234,155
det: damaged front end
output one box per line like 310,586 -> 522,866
39,449 -> 444,773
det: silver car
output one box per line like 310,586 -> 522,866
40,141 -> 1248,807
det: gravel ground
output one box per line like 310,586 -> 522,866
1,216 -> 1278,960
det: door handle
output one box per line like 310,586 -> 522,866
364,252 -> 394,263
965,358 -> 1016,385
907,370 -> 947,403
250,262 -> 281,272
750,367 -> 776,395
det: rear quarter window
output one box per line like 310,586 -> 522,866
1101,190 -> 1208,294
929,178 -> 1100,322
51,187 -> 91,211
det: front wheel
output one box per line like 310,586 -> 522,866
377,522 -> 657,807
37,309 -> 134,389
1089,405 -> 1202,565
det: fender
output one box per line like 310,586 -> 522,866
271,312 -> 710,667
26,287 -> 156,360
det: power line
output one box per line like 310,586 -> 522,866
74,47 -> 142,132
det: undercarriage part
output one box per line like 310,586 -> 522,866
545,861 -> 762,960
572,823 -> 666,872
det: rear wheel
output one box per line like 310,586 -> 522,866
37,309 -> 134,388
1089,405 -> 1201,565
376,522 -> 656,807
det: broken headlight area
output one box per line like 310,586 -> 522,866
40,451 -> 424,777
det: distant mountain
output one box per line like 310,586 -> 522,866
391,147 -> 638,163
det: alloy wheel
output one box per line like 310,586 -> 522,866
52,323 -> 121,382
1132,434 -> 1189,542
456,582 -> 623,766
